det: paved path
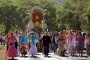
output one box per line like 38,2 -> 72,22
7,52 -> 90,60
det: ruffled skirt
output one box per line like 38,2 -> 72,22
20,45 -> 28,55
29,44 -> 37,55
7,45 -> 18,57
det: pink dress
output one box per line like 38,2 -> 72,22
7,36 -> 18,57
68,36 -> 76,54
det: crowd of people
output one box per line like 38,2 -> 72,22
0,29 -> 90,59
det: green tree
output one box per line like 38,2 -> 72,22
0,0 -> 29,34
0,4 -> 19,34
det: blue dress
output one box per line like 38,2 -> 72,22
20,35 -> 28,44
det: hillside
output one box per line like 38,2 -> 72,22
56,0 -> 65,3
56,0 -> 70,4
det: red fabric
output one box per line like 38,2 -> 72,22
32,12 -> 42,24
20,45 -> 28,52
6,45 -> 18,57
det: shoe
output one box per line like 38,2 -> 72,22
44,54 -> 48,57
44,55 -> 47,57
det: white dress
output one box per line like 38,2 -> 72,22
68,36 -> 76,54
29,44 -> 37,55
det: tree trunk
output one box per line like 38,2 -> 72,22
5,26 -> 11,34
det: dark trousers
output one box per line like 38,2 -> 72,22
15,42 -> 18,49
2,40 -> 5,45
7,44 -> 8,51
36,43 -> 38,47
0,39 -> 2,44
44,45 -> 49,56
52,42 -> 58,53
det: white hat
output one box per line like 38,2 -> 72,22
30,31 -> 34,34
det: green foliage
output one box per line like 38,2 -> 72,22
0,0 -> 29,34
56,0 -> 90,32
0,4 -> 18,34
0,24 -> 5,34
33,22 -> 42,31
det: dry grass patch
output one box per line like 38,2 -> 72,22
0,45 -> 6,60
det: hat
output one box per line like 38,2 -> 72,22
10,32 -> 13,35
30,31 -> 34,34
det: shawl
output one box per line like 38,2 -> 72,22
30,36 -> 36,45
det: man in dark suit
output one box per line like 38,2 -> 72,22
42,32 -> 51,57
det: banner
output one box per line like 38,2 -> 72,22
32,12 -> 42,24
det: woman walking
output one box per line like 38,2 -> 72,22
85,32 -> 90,56
76,31 -> 84,56
29,31 -> 37,57
56,31 -> 66,56
19,29 -> 28,57
68,32 -> 76,56
7,32 -> 18,59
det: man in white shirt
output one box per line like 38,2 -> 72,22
34,31 -> 39,47
2,34 -> 6,45
14,31 -> 20,49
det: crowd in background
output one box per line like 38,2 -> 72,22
0,29 -> 90,59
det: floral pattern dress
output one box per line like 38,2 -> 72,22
7,36 -> 18,57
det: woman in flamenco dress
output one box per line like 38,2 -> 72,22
19,29 -> 28,57
7,32 -> 18,59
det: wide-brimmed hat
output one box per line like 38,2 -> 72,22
30,31 -> 34,34
10,32 -> 13,35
